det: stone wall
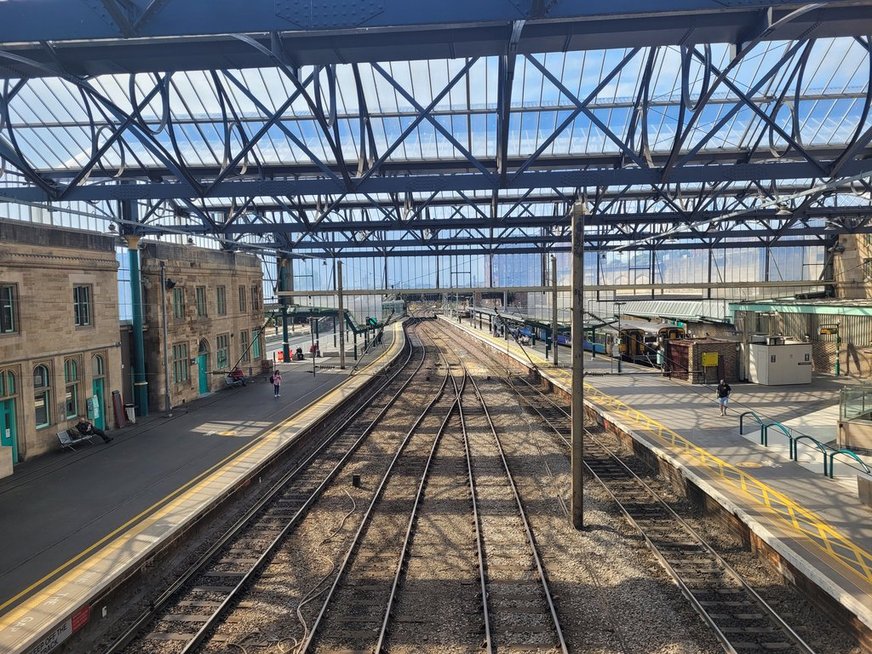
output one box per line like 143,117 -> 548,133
0,220 -> 121,460
832,234 -> 869,299
140,242 -> 265,411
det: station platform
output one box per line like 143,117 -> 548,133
439,315 -> 872,642
0,322 -> 404,654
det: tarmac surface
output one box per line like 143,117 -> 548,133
0,339 -> 368,611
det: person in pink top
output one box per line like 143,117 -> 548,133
271,369 -> 282,398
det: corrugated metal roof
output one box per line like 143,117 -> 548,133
621,300 -> 730,323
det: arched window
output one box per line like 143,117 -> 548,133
0,370 -> 15,399
64,358 -> 80,419
92,354 -> 105,378
33,364 -> 51,428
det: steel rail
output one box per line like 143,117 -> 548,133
504,373 -> 817,654
373,325 -> 469,652
451,339 -> 569,654
426,327 -> 495,653
453,342 -> 494,654
299,331 -> 459,653
107,322 -> 424,654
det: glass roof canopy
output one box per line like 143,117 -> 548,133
0,4 -> 871,259
5,41 -> 868,171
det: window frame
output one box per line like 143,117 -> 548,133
172,287 -> 186,320
63,358 -> 80,419
238,285 -> 247,313
195,285 -> 207,317
0,284 -> 17,334
240,331 -> 250,362
172,342 -> 190,383
216,286 -> 227,316
251,329 -> 262,359
73,284 -> 92,327
0,369 -> 16,399
251,285 -> 260,311
216,333 -> 230,370
33,363 -> 51,429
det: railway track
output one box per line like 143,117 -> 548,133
109,322 -> 438,654
300,331 -> 460,652
104,318 -> 810,654
501,373 -> 817,654
301,323 -> 568,653
448,340 -> 569,654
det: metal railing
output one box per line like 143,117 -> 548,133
738,410 -> 870,478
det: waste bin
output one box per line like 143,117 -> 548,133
124,404 -> 136,424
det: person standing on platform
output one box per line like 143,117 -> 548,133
76,416 -> 113,443
716,379 -> 732,416
272,370 -> 283,398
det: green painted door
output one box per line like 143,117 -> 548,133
92,378 -> 105,430
198,354 -> 209,394
0,399 -> 18,464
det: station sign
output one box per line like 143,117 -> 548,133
701,352 -> 719,367
819,325 -> 839,336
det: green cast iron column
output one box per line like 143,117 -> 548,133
125,233 -> 148,417
278,256 -> 292,362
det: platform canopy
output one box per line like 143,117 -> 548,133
0,1 -> 871,258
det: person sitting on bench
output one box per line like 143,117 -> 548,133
76,417 -> 113,443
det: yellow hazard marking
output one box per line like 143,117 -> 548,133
447,317 -> 872,586
583,383 -> 872,585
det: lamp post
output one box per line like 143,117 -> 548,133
338,261 -> 346,370
614,301 -> 626,374
551,255 -> 558,366
309,317 -> 317,377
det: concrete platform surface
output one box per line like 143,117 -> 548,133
441,315 -> 872,635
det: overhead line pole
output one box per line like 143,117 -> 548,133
571,208 -> 584,529
338,261 -> 346,370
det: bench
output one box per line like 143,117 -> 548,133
57,429 -> 94,451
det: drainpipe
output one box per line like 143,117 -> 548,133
159,261 -> 172,416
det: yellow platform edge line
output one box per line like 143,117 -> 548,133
584,383 -> 872,585
0,322 -> 405,645
441,318 -> 872,585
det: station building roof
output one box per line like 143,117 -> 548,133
729,298 -> 872,317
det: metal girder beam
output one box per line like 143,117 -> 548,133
220,211 -> 872,237
198,187 -> 870,214
281,238 -> 830,257
0,3 -> 867,74
6,159 -> 872,203
284,224 -> 866,250
277,278 -> 835,296
20,146 -> 872,183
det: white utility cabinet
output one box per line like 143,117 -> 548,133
747,342 -> 813,385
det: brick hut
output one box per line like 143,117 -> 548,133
666,338 -> 739,384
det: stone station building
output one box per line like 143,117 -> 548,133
0,219 -> 122,464
140,242 -> 265,411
